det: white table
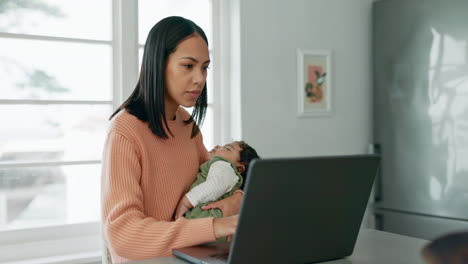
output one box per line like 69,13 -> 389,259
127,229 -> 429,264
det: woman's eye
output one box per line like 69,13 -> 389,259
183,64 -> 193,69
203,66 -> 210,70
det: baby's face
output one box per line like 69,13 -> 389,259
208,142 -> 242,164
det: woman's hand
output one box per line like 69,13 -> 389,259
213,215 -> 239,239
201,191 -> 243,217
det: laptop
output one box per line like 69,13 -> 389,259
173,154 -> 380,264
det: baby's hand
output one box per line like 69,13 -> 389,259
174,196 -> 194,220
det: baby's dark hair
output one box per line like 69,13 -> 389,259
421,232 -> 468,264
237,141 -> 260,189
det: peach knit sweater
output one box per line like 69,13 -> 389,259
101,108 -> 216,263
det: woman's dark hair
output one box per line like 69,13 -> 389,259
237,141 -> 260,190
110,16 -> 208,139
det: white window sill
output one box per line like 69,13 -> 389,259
0,223 -> 102,264
4,251 -> 102,264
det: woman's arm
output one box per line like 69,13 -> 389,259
213,214 -> 238,238
101,132 -> 216,260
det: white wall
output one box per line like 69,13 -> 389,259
235,0 -> 374,158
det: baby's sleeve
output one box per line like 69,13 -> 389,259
186,161 -> 239,206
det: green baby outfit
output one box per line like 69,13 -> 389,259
185,156 -> 243,220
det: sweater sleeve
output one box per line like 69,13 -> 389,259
185,161 -> 239,206
101,131 -> 216,260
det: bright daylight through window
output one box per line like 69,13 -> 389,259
0,0 -> 112,231
0,0 -> 215,247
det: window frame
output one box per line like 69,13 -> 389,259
0,0 -> 230,262
0,0 -> 117,261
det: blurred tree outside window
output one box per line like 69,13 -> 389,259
0,0 -> 216,240
0,0 -> 112,231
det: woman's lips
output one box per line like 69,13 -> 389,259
187,91 -> 201,99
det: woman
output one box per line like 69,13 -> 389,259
101,16 -> 241,263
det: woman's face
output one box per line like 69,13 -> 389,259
164,34 -> 210,111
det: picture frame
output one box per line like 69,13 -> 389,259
296,49 -> 333,117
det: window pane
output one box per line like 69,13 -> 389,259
0,38 -> 112,101
138,0 -> 212,45
202,106 -> 214,150
207,54 -> 214,104
0,105 -> 112,163
0,0 -> 111,40
139,47 -> 143,73
0,164 -> 101,231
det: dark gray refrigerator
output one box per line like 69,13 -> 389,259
372,0 -> 468,240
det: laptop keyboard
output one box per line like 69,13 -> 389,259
209,252 -> 229,260
206,252 -> 229,264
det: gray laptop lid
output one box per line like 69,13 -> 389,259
229,154 -> 379,264
174,155 -> 380,264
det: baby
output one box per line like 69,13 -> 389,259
175,141 -> 259,220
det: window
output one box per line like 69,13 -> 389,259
0,1 -> 224,262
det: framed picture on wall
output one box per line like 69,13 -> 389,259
296,49 -> 333,117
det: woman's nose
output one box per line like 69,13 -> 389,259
193,68 -> 206,85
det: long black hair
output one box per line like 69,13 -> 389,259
110,16 -> 208,139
